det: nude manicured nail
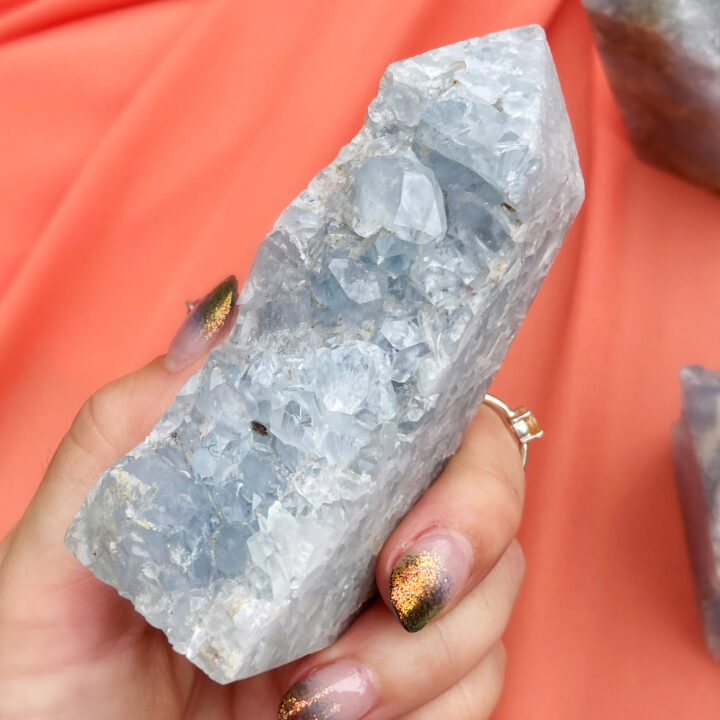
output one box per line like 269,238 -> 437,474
278,660 -> 379,720
389,530 -> 473,632
164,276 -> 238,372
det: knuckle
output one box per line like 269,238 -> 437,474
501,539 -> 527,592
427,617 -> 459,674
455,678 -> 480,719
71,390 -> 116,458
455,647 -> 507,720
494,474 -> 524,534
480,646 -> 507,720
488,454 -> 525,517
491,641 -> 508,682
477,469 -> 524,550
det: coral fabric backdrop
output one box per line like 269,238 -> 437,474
1,0 -> 719,716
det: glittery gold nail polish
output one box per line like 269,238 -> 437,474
278,679 -> 335,720
197,278 -> 237,340
277,661 -> 378,720
389,531 -> 472,632
164,275 -> 238,372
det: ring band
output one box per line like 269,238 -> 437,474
483,394 -> 543,468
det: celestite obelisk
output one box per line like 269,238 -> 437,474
583,0 -> 720,190
66,25 -> 584,683
674,366 -> 720,658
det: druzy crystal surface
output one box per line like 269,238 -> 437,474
674,366 -> 720,658
583,0 -> 720,190
66,25 -> 584,683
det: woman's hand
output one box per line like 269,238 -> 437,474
0,277 -> 526,720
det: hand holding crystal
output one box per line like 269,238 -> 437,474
0,277 -> 526,720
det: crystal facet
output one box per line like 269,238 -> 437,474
674,366 -> 720,658
65,25 -> 584,683
583,0 -> 720,190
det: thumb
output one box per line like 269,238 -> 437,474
5,276 -> 238,579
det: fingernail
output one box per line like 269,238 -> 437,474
389,530 -> 473,632
164,275 -> 238,372
278,660 -> 379,720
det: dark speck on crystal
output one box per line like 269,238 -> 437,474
251,420 -> 269,436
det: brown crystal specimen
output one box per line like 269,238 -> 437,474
585,3 -> 720,191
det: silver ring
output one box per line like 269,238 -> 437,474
483,394 -> 543,468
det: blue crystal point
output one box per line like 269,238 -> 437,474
66,25 -> 584,683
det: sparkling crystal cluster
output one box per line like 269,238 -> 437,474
66,25 -> 584,683
674,366 -> 720,658
583,0 -> 720,190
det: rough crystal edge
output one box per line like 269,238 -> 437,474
65,25 -> 585,683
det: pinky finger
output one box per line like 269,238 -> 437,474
395,643 -> 507,720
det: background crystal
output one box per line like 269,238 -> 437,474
66,25 -> 584,683
674,366 -> 720,658
583,0 -> 720,190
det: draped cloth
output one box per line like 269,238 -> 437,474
1,0 -> 719,714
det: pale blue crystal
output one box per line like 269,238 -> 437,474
328,258 -> 383,304
65,25 -> 584,683
352,155 -> 447,242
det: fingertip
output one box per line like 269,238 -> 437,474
164,276 -> 238,372
386,529 -> 474,632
